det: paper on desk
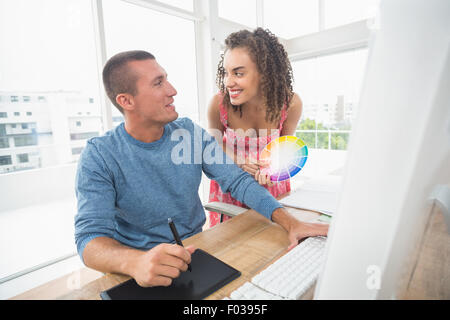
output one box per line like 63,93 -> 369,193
280,176 -> 342,216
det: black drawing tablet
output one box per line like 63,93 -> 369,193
100,249 -> 241,300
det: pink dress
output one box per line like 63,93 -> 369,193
208,98 -> 291,227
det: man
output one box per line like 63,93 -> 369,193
75,50 -> 328,288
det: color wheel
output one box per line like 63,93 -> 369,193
259,136 -> 308,182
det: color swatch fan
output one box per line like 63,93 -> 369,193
260,136 -> 308,182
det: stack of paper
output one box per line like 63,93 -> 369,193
280,176 -> 342,216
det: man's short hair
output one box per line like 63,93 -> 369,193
102,50 -> 155,114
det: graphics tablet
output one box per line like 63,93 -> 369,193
100,249 -> 241,300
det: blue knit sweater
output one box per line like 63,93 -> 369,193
74,117 -> 282,262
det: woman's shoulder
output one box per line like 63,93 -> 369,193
288,92 -> 303,111
284,92 -> 302,118
208,93 -> 224,113
279,92 -> 303,134
208,92 -> 227,130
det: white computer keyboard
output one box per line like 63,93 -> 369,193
224,236 -> 327,300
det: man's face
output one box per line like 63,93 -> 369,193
128,59 -> 178,125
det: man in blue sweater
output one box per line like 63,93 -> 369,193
75,50 -> 328,288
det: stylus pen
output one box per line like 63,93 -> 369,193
168,218 -> 192,272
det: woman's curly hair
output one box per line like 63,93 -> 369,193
217,28 -> 294,124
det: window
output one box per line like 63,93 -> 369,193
71,147 -> 84,155
0,112 -> 7,118
0,138 -> 9,149
14,135 -> 38,147
17,153 -> 29,163
0,155 -> 12,166
324,0 -> 379,29
218,0 -> 257,28
112,115 -> 124,127
162,0 -> 193,11
76,121 -> 81,127
70,132 -> 99,140
1,0 -> 102,174
0,125 -> 8,149
103,0 -> 199,123
263,0 -> 319,39
292,49 -> 368,150
0,0 -> 104,298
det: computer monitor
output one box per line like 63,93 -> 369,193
314,0 -> 450,299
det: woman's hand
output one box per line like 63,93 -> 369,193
238,156 -> 274,187
255,162 -> 274,187
239,158 -> 260,176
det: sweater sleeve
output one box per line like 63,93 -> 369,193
74,140 -> 118,264
197,122 -> 283,220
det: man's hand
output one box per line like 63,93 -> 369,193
271,208 -> 329,251
131,243 -> 196,287
285,220 -> 329,251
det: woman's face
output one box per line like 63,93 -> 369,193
223,47 -> 262,106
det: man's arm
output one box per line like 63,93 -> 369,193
198,124 -> 329,247
75,141 -> 194,287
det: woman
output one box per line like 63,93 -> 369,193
208,28 -> 303,227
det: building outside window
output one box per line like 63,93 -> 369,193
70,132 -> 99,140
0,155 -> 12,166
13,135 -> 38,147
17,153 -> 29,163
71,147 -> 84,155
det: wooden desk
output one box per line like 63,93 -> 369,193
12,203 -> 449,300
11,206 -> 323,300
